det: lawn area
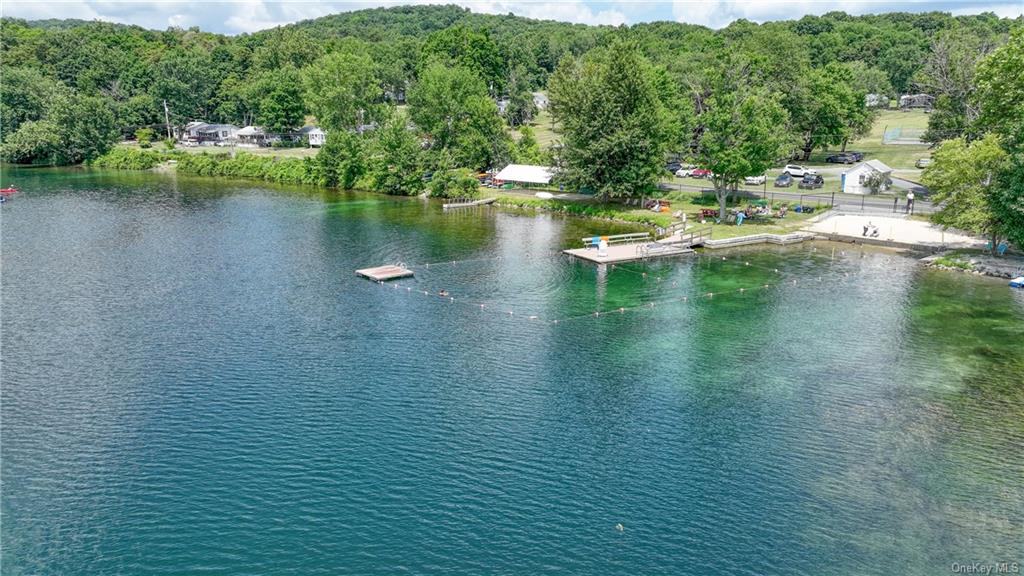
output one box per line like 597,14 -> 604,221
525,108 -> 559,148
491,188 -> 824,240
804,109 -> 932,170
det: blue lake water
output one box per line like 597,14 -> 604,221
2,168 -> 1022,575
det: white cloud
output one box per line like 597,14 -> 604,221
1,1 -> 1018,33
671,0 -> 1023,28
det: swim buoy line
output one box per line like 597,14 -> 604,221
368,245 -> 883,326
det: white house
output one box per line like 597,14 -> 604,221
236,125 -> 279,147
295,126 -> 326,147
842,159 -> 894,195
532,92 -> 549,110
180,121 -> 238,146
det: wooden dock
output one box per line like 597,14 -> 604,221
443,197 -> 496,210
356,265 -> 414,281
564,228 -> 709,264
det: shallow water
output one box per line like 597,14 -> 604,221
2,168 -> 1022,575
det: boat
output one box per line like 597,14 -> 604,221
0,187 -> 18,195
1010,277 -> 1024,289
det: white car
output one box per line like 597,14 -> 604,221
782,164 -> 817,178
674,164 -> 697,178
744,175 -> 766,185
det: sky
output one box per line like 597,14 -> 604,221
2,0 -> 1021,34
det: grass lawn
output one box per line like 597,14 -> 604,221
491,188 -> 823,240
525,109 -> 559,148
804,109 -> 932,170
119,141 -> 319,158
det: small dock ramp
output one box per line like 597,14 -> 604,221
356,264 -> 414,281
443,197 -> 496,210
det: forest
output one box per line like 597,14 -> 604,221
1,5 -> 1022,239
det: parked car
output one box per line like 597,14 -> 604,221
846,151 -> 865,161
674,164 -> 697,178
798,174 -> 825,189
782,164 -> 817,178
826,152 -> 857,164
774,173 -> 793,187
691,168 -> 712,179
915,158 -> 932,168
744,175 -> 766,185
665,161 -> 682,173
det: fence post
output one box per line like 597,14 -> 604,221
831,190 -> 835,208
861,195 -> 865,210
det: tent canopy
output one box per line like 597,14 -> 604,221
494,164 -> 554,185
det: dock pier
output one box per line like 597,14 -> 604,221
564,228 -> 711,264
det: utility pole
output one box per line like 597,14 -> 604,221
163,100 -> 172,140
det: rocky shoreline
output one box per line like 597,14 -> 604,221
921,250 -> 1024,279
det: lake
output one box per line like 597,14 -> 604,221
2,167 -> 1022,575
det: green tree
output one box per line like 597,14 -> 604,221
429,167 -> 480,199
511,125 -> 545,164
367,110 -> 425,195
259,85 -> 305,133
503,64 -> 536,127
990,159 -> 1024,248
973,28 -> 1024,150
1,93 -> 117,165
922,134 -> 1011,250
0,67 -> 67,141
787,63 -> 865,159
696,88 -> 792,219
408,63 -> 508,170
302,49 -> 379,132
135,127 -> 156,147
842,61 -> 895,97
421,26 -> 505,94
313,131 -> 366,189
547,39 -> 682,200
0,120 -> 61,164
918,29 -> 1000,145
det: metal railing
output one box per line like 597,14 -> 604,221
580,232 -> 651,247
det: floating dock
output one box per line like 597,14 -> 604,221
356,265 -> 414,281
443,197 -> 496,210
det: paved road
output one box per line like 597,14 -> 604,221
657,181 -> 936,214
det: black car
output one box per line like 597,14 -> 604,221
774,173 -> 793,187
826,152 -> 857,164
798,174 -> 824,189
665,161 -> 682,174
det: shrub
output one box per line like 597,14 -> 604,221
91,147 -> 168,169
135,128 -> 156,146
429,168 -> 480,199
163,138 -> 175,150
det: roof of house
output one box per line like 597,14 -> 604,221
296,126 -> 324,135
494,164 -> 554,184
846,159 -> 893,174
198,124 -> 238,133
236,126 -> 265,136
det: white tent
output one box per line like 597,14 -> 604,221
494,164 -> 554,185
842,159 -> 894,195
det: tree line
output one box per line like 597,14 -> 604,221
1,5 -> 1020,221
